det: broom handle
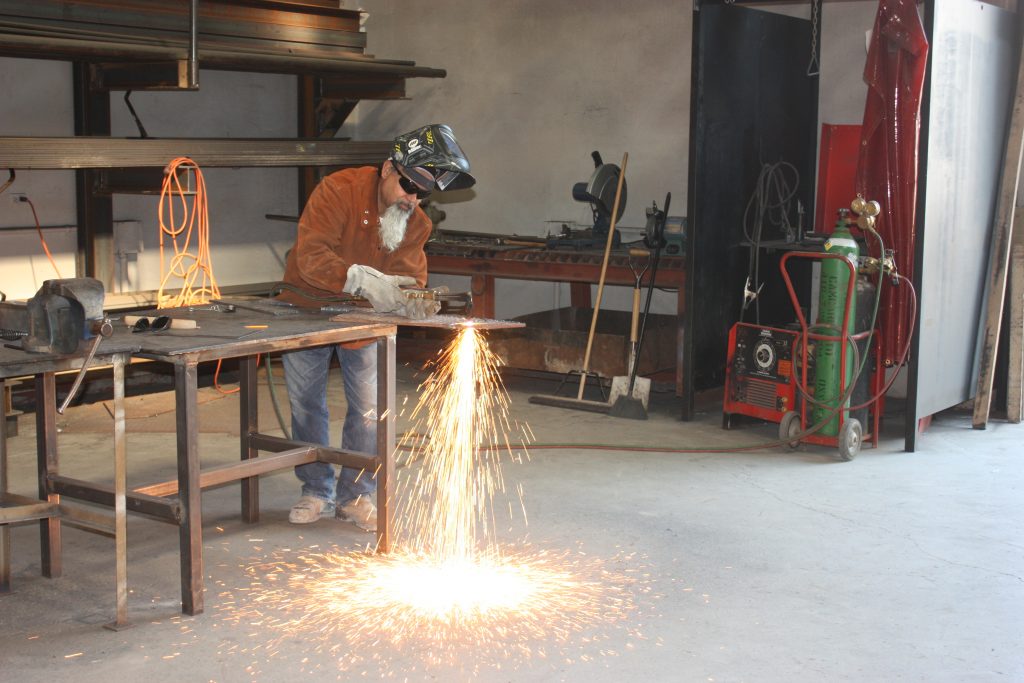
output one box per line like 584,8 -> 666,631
577,152 -> 628,400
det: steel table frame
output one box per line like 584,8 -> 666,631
117,317 -> 397,616
0,349 -> 132,629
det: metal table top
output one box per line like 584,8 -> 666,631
114,308 -> 396,362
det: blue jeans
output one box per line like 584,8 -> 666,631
282,343 -> 378,507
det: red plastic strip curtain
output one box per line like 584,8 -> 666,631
854,0 -> 929,367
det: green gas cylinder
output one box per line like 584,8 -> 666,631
812,209 -> 859,436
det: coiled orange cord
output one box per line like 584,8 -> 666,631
157,157 -> 221,308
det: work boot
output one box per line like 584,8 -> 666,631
288,495 -> 332,524
336,495 -> 377,532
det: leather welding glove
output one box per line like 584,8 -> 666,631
342,264 -> 417,314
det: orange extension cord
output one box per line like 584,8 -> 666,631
157,157 -> 221,308
156,158 -> 242,393
26,197 -> 63,279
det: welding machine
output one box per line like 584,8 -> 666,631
722,323 -> 798,428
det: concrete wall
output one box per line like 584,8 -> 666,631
0,1 -> 880,318
351,0 -> 691,318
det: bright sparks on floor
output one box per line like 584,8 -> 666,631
224,545 -> 640,673
220,326 -> 641,675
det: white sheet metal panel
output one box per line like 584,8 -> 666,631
915,1 -> 1017,422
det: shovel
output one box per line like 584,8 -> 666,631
608,248 -> 651,418
609,192 -> 670,420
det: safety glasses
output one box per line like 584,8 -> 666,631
391,161 -> 432,200
131,315 -> 171,333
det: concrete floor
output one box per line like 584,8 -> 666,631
1,362 -> 1021,682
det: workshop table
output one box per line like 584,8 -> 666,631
0,340 -> 137,628
9,309 -> 395,618
36,309 -> 397,617
425,243 -> 691,414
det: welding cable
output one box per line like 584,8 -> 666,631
848,272 -> 917,411
742,161 -> 800,323
400,408 -> 858,455
0,169 -> 14,195
24,197 -> 62,278
213,354 -> 261,395
157,157 -> 221,308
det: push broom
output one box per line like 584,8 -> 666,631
529,152 -> 628,414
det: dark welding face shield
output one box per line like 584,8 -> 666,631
390,124 -> 476,191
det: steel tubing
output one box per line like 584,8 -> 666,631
0,137 -> 391,169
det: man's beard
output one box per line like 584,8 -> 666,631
379,203 -> 413,252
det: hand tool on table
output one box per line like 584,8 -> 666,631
0,278 -> 108,355
124,314 -> 197,330
125,314 -> 263,340
210,298 -> 299,317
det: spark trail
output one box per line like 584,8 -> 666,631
393,324 -> 531,558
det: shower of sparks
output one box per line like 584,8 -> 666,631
218,325 -> 646,675
393,324 -> 532,558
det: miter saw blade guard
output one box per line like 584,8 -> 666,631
557,150 -> 627,249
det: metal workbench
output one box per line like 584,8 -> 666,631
2,309 -> 396,620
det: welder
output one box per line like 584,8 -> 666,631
275,123 -> 475,530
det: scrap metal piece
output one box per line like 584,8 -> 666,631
329,309 -> 523,331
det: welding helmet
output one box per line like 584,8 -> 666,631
390,124 -> 476,192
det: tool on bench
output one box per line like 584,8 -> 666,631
124,314 -> 261,340
210,298 -> 300,317
0,278 -> 116,413
547,150 -> 627,250
0,278 -> 111,356
123,314 -> 197,330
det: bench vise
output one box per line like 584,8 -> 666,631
0,278 -> 111,355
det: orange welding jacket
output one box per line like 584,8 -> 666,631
277,165 -> 432,348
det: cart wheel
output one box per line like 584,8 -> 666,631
838,418 -> 862,461
779,411 -> 801,449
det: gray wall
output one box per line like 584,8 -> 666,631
351,0 -> 691,318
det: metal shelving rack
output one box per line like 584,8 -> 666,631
0,0 -> 446,285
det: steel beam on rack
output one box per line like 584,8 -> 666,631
0,33 -> 445,79
0,137 -> 391,169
